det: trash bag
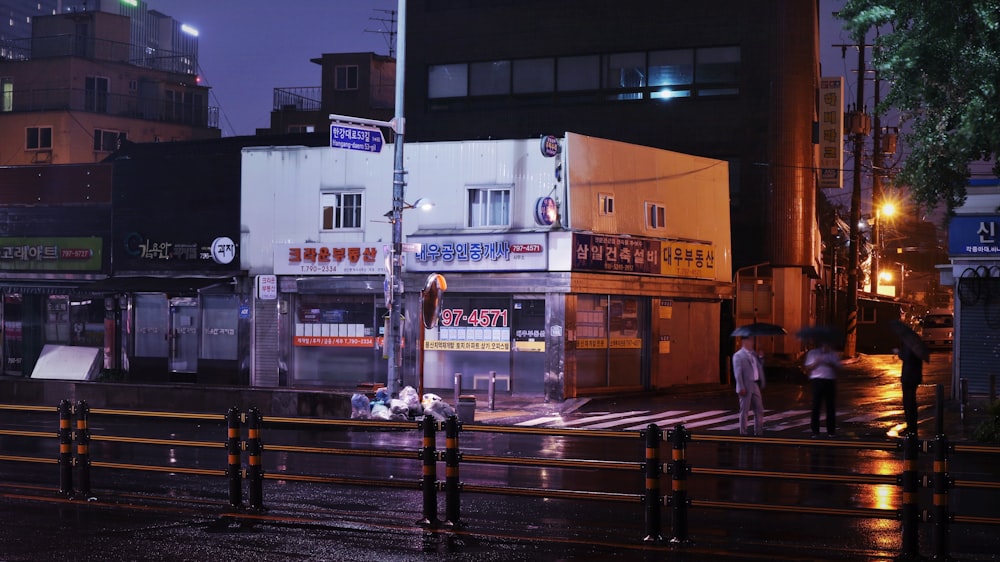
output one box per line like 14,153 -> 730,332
399,386 -> 423,417
350,393 -> 371,419
422,393 -> 456,421
388,398 -> 409,421
371,402 -> 392,420
373,387 -> 391,407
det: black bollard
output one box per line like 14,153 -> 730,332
899,432 -> 920,560
418,417 -> 439,526
443,415 -> 462,527
58,400 -> 73,496
667,424 -> 691,545
75,401 -> 91,498
642,423 -> 663,542
453,372 -> 462,406
226,406 -> 243,509
488,370 -> 496,411
246,407 -> 264,512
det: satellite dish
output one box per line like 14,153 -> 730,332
421,273 -> 447,329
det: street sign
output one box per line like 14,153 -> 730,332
330,123 -> 384,153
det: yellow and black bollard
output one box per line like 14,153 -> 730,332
667,423 -> 691,545
898,431 -> 920,560
443,415 -> 462,527
226,406 -> 243,509
246,407 -> 264,512
58,399 -> 73,496
931,385 -> 952,560
418,417 -> 439,526
75,400 -> 91,498
641,423 -> 663,542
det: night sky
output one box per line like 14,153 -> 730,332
148,0 -> 397,137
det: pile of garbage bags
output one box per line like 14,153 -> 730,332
351,386 -> 456,421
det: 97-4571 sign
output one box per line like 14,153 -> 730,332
330,123 -> 384,153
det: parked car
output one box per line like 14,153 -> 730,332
920,309 -> 954,351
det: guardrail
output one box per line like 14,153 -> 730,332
1,387 -> 998,560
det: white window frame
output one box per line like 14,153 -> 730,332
599,193 -> 615,216
467,185 -> 512,227
646,202 -> 666,230
93,128 -> 125,152
26,126 -> 52,150
320,191 -> 364,231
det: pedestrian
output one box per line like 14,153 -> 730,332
898,344 -> 923,435
733,335 -> 766,436
803,341 -> 841,437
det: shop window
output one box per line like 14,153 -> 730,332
321,191 -> 363,230
134,294 -> 168,357
201,294 -> 238,360
468,186 -> 511,227
26,126 -> 52,150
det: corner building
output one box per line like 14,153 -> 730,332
241,133 -> 732,399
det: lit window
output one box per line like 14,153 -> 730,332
321,192 -> 363,230
468,186 -> 511,227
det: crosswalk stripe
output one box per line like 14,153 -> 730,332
624,410 -> 728,431
554,410 -> 650,427
713,409 -> 809,431
586,410 -> 690,430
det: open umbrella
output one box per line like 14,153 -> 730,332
795,325 -> 845,347
731,322 -> 786,337
889,319 -> 930,362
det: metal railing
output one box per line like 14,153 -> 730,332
1,390 -> 998,559
6,88 -> 218,128
2,35 -> 196,75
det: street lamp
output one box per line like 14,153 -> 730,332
871,200 -> 897,295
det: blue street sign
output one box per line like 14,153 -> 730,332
330,123 -> 384,153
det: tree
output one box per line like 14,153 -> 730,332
838,1 -> 1000,214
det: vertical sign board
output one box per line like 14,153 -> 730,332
819,77 -> 845,189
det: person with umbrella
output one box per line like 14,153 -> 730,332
732,335 -> 767,436
890,320 -> 929,435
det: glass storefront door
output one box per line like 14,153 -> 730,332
512,298 -> 546,393
168,297 -> 200,373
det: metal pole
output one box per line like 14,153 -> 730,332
387,0 -> 407,396
871,68 -> 883,295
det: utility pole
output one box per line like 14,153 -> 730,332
844,41 -> 868,359
871,68 -> 883,295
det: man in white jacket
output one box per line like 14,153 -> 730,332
733,336 -> 766,436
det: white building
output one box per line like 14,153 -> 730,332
241,132 -> 732,399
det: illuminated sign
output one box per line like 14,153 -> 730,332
407,233 -> 548,272
949,215 -> 1000,255
573,233 -> 715,279
274,243 -> 383,275
0,237 -> 103,271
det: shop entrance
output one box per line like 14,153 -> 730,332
512,298 -> 546,394
168,297 -> 199,373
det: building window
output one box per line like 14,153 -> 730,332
1,77 -> 12,112
321,192 -> 363,230
335,65 -> 359,91
557,55 -> 599,91
26,126 -> 52,150
512,58 -> 554,94
604,52 -> 645,100
428,63 -> 468,98
649,49 -> 693,99
468,186 -> 511,227
84,76 -> 109,113
646,202 -> 666,230
599,193 -> 615,215
288,125 -> 316,133
695,46 -> 740,95
93,129 -> 125,152
470,60 -> 510,96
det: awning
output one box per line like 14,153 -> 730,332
84,276 -> 236,294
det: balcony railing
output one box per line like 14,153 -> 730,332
3,88 -> 218,128
273,87 -> 322,111
1,34 -> 197,75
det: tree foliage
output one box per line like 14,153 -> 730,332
838,1 -> 1000,213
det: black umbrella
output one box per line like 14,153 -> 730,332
731,322 -> 786,337
795,325 -> 845,347
889,320 -> 930,362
